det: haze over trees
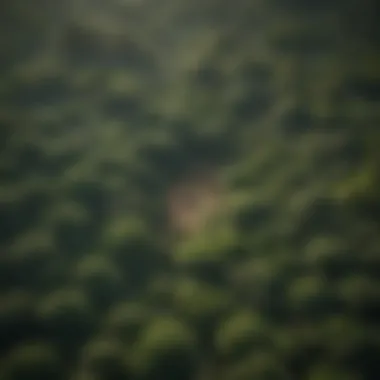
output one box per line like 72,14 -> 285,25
0,0 -> 379,379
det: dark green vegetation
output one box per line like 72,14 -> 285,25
1,0 -> 380,379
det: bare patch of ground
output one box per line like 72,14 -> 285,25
167,166 -> 223,237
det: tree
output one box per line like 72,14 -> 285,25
0,342 -> 62,380
286,275 -> 339,319
7,228 -> 60,290
36,288 -> 94,357
173,223 -> 241,284
303,236 -> 355,279
215,310 -> 270,361
50,199 -> 94,257
73,254 -> 125,310
103,301 -> 151,344
103,216 -> 162,288
223,351 -> 290,380
131,316 -> 197,380
172,277 -> 232,348
338,275 -> 380,320
307,363 -> 363,380
226,191 -> 275,232
79,337 -> 126,380
0,291 -> 37,353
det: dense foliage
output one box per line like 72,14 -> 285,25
1,0 -> 379,379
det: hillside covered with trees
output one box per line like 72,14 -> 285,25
0,0 -> 379,379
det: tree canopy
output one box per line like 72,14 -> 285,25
1,0 -> 379,379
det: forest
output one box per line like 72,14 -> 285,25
0,0 -> 379,379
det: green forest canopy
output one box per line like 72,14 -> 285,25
0,0 -> 379,379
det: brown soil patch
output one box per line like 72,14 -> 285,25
167,167 -> 222,237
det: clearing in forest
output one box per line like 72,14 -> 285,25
167,167 -> 223,237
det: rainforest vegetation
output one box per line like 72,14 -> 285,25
0,0 -> 379,379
